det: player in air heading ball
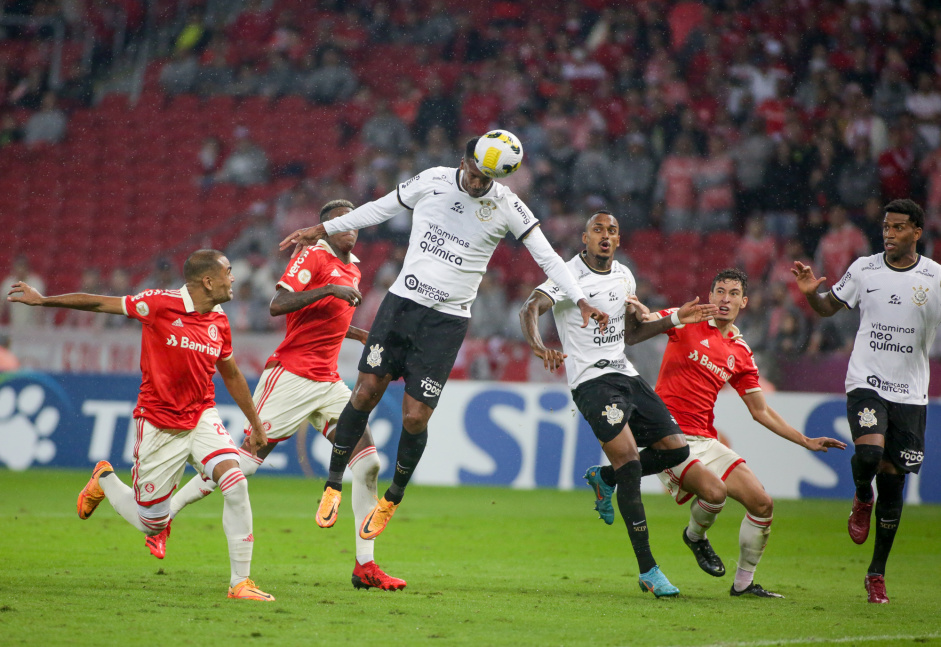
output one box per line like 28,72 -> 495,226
279,132 -> 609,543
793,198 -> 938,603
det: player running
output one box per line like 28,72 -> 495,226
156,200 -> 405,591
587,268 -> 845,599
520,211 -> 718,597
7,250 -> 274,601
793,198 -> 938,604
279,134 -> 609,543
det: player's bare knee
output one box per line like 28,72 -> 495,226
401,409 -> 431,434
701,479 -> 727,506
751,494 -> 773,518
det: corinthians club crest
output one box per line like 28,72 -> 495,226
475,199 -> 495,222
912,285 -> 929,306
366,344 -> 384,368
858,407 -> 878,428
604,404 -> 624,426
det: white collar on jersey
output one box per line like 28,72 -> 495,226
315,238 -> 360,264
708,316 -> 743,341
179,285 -> 225,314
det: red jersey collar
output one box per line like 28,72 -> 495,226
179,285 -> 225,314
707,316 -> 742,341
315,239 -> 360,264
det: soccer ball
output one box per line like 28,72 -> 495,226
474,130 -> 524,179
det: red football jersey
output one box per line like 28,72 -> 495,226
654,311 -> 762,439
123,286 -> 232,430
269,240 -> 361,382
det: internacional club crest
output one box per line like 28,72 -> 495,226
858,407 -> 878,428
912,285 -> 929,306
366,344 -> 384,368
604,404 -> 624,426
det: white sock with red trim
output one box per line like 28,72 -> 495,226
218,467 -> 253,587
349,446 -> 380,565
98,473 -> 148,532
170,449 -> 263,519
734,513 -> 772,591
686,497 -> 725,542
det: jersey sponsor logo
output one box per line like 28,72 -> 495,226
604,404 -> 624,425
420,377 -> 443,399
403,274 -> 450,302
700,339 -> 710,348
912,285 -> 929,306
899,448 -> 924,467
401,174 -> 420,188
889,294 -> 901,305
366,344 -> 383,368
475,199 -> 495,222
866,374 -> 910,395
287,248 -> 312,278
858,407 -> 878,428
179,336 -> 221,357
727,355 -> 735,370
299,269 -> 312,284
171,318 -> 183,327
208,324 -> 218,341
166,334 -> 178,347
836,271 -> 852,291
593,312 -> 625,345
593,360 -> 610,369
136,301 -> 150,317
861,261 -> 880,271
688,350 -> 732,381
916,267 -> 934,278
868,324 -> 914,354
513,201 -> 532,225
421,234 -> 465,265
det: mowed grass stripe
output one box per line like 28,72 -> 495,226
1,469 -> 939,647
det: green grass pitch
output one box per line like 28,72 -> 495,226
1,469 -> 939,647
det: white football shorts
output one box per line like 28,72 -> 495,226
133,407 -> 238,505
658,434 -> 745,505
243,365 -> 351,443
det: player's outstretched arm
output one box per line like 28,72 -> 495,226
623,296 -> 718,345
346,325 -> 368,344
7,282 -> 125,315
519,290 -> 567,372
217,356 -> 267,457
269,285 -> 362,317
790,261 -> 843,317
279,192 -> 405,256
741,391 -> 847,452
278,223 -> 328,257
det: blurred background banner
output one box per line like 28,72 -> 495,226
1,370 -> 937,503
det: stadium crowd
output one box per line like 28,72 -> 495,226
3,0 -> 941,376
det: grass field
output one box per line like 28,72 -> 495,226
1,469 -> 939,647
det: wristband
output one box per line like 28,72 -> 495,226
670,311 -> 681,326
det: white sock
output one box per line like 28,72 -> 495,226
218,467 -> 253,587
687,497 -> 725,542
734,513 -> 772,591
349,446 -> 380,565
98,472 -> 148,532
170,449 -> 262,519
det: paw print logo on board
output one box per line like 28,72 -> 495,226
0,383 -> 59,470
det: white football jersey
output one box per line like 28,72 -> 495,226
536,254 -> 638,390
386,167 -> 539,317
831,253 -> 941,404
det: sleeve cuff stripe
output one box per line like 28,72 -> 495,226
518,222 -> 540,241
744,387 -> 762,394
276,281 -> 295,292
533,287 -> 557,304
396,187 -> 413,211
829,290 -> 851,309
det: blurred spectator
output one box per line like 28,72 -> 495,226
857,198 -> 886,253
58,63 -> 94,109
844,94 -> 888,159
761,140 -> 805,238
258,52 -> 299,99
654,133 -> 699,232
159,51 -> 199,95
413,77 -> 459,144
104,268 -> 136,329
469,272 -> 508,340
227,202 -> 279,260
919,144 -> 941,229
353,262 -> 398,331
766,282 -> 808,355
807,139 -> 844,211
731,119 -> 775,217
837,139 -> 880,210
0,114 -> 23,147
571,129 -> 614,207
906,72 -> 941,150
815,205 -> 870,285
1,255 -> 46,329
229,282 -> 272,333
872,63 -> 912,123
414,125 -> 458,170
361,98 -> 411,157
737,217 -> 778,283
0,335 -> 19,373
216,128 -> 269,186
63,269 -> 104,329
303,47 -> 358,105
610,133 -> 656,231
798,208 -> 829,260
807,306 -> 860,355
175,8 -> 211,54
197,136 -> 224,186
275,183 -> 319,239
24,93 -> 66,146
9,68 -> 46,110
877,128 -> 915,201
135,257 -> 181,293
226,63 -> 260,98
694,134 -> 735,233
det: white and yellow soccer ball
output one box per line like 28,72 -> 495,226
473,129 -> 524,178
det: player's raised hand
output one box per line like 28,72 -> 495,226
578,299 -> 609,330
279,224 -> 328,257
7,281 -> 43,306
329,285 -> 363,306
805,436 -> 847,452
625,294 -> 651,322
532,345 -> 567,372
677,296 -> 719,324
791,261 -> 826,296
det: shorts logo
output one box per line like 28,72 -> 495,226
727,355 -> 735,370
604,404 -> 624,426
366,344 -> 384,368
858,407 -> 878,428
475,199 -> 495,222
136,302 -> 149,316
420,377 -> 443,399
208,324 -> 218,341
900,449 -> 924,467
912,285 -> 929,306
144,483 -> 155,493
262,421 -> 272,432
298,269 -> 312,284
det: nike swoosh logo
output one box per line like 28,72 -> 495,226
633,520 -> 646,526
433,190 -> 444,195
361,513 -> 378,535
589,292 -> 600,298
423,391 -> 438,398
321,503 -> 337,521
866,288 -> 880,293
880,519 -> 899,523
904,460 -> 921,467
